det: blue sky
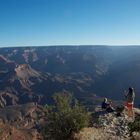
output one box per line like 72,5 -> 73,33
0,0 -> 140,47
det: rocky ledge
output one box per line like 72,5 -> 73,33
75,107 -> 140,140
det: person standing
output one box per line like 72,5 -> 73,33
125,87 -> 135,118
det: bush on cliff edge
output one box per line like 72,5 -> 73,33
43,92 -> 91,140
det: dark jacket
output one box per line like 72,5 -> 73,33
102,102 -> 109,109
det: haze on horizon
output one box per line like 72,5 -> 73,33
0,0 -> 140,47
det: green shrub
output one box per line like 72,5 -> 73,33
43,92 -> 91,140
128,116 -> 140,135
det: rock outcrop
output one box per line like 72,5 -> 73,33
75,107 -> 140,140
0,122 -> 43,140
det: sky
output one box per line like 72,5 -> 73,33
0,0 -> 140,47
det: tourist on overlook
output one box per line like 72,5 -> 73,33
125,87 -> 135,118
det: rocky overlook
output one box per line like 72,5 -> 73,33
75,107 -> 140,140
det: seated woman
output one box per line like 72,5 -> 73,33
106,101 -> 115,113
101,98 -> 109,109
102,98 -> 115,113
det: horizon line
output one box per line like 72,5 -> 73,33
0,44 -> 140,48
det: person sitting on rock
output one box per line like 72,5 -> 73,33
101,98 -> 109,109
106,101 -> 115,113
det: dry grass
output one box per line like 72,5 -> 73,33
74,127 -> 130,140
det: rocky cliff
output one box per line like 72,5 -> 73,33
75,107 -> 140,140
